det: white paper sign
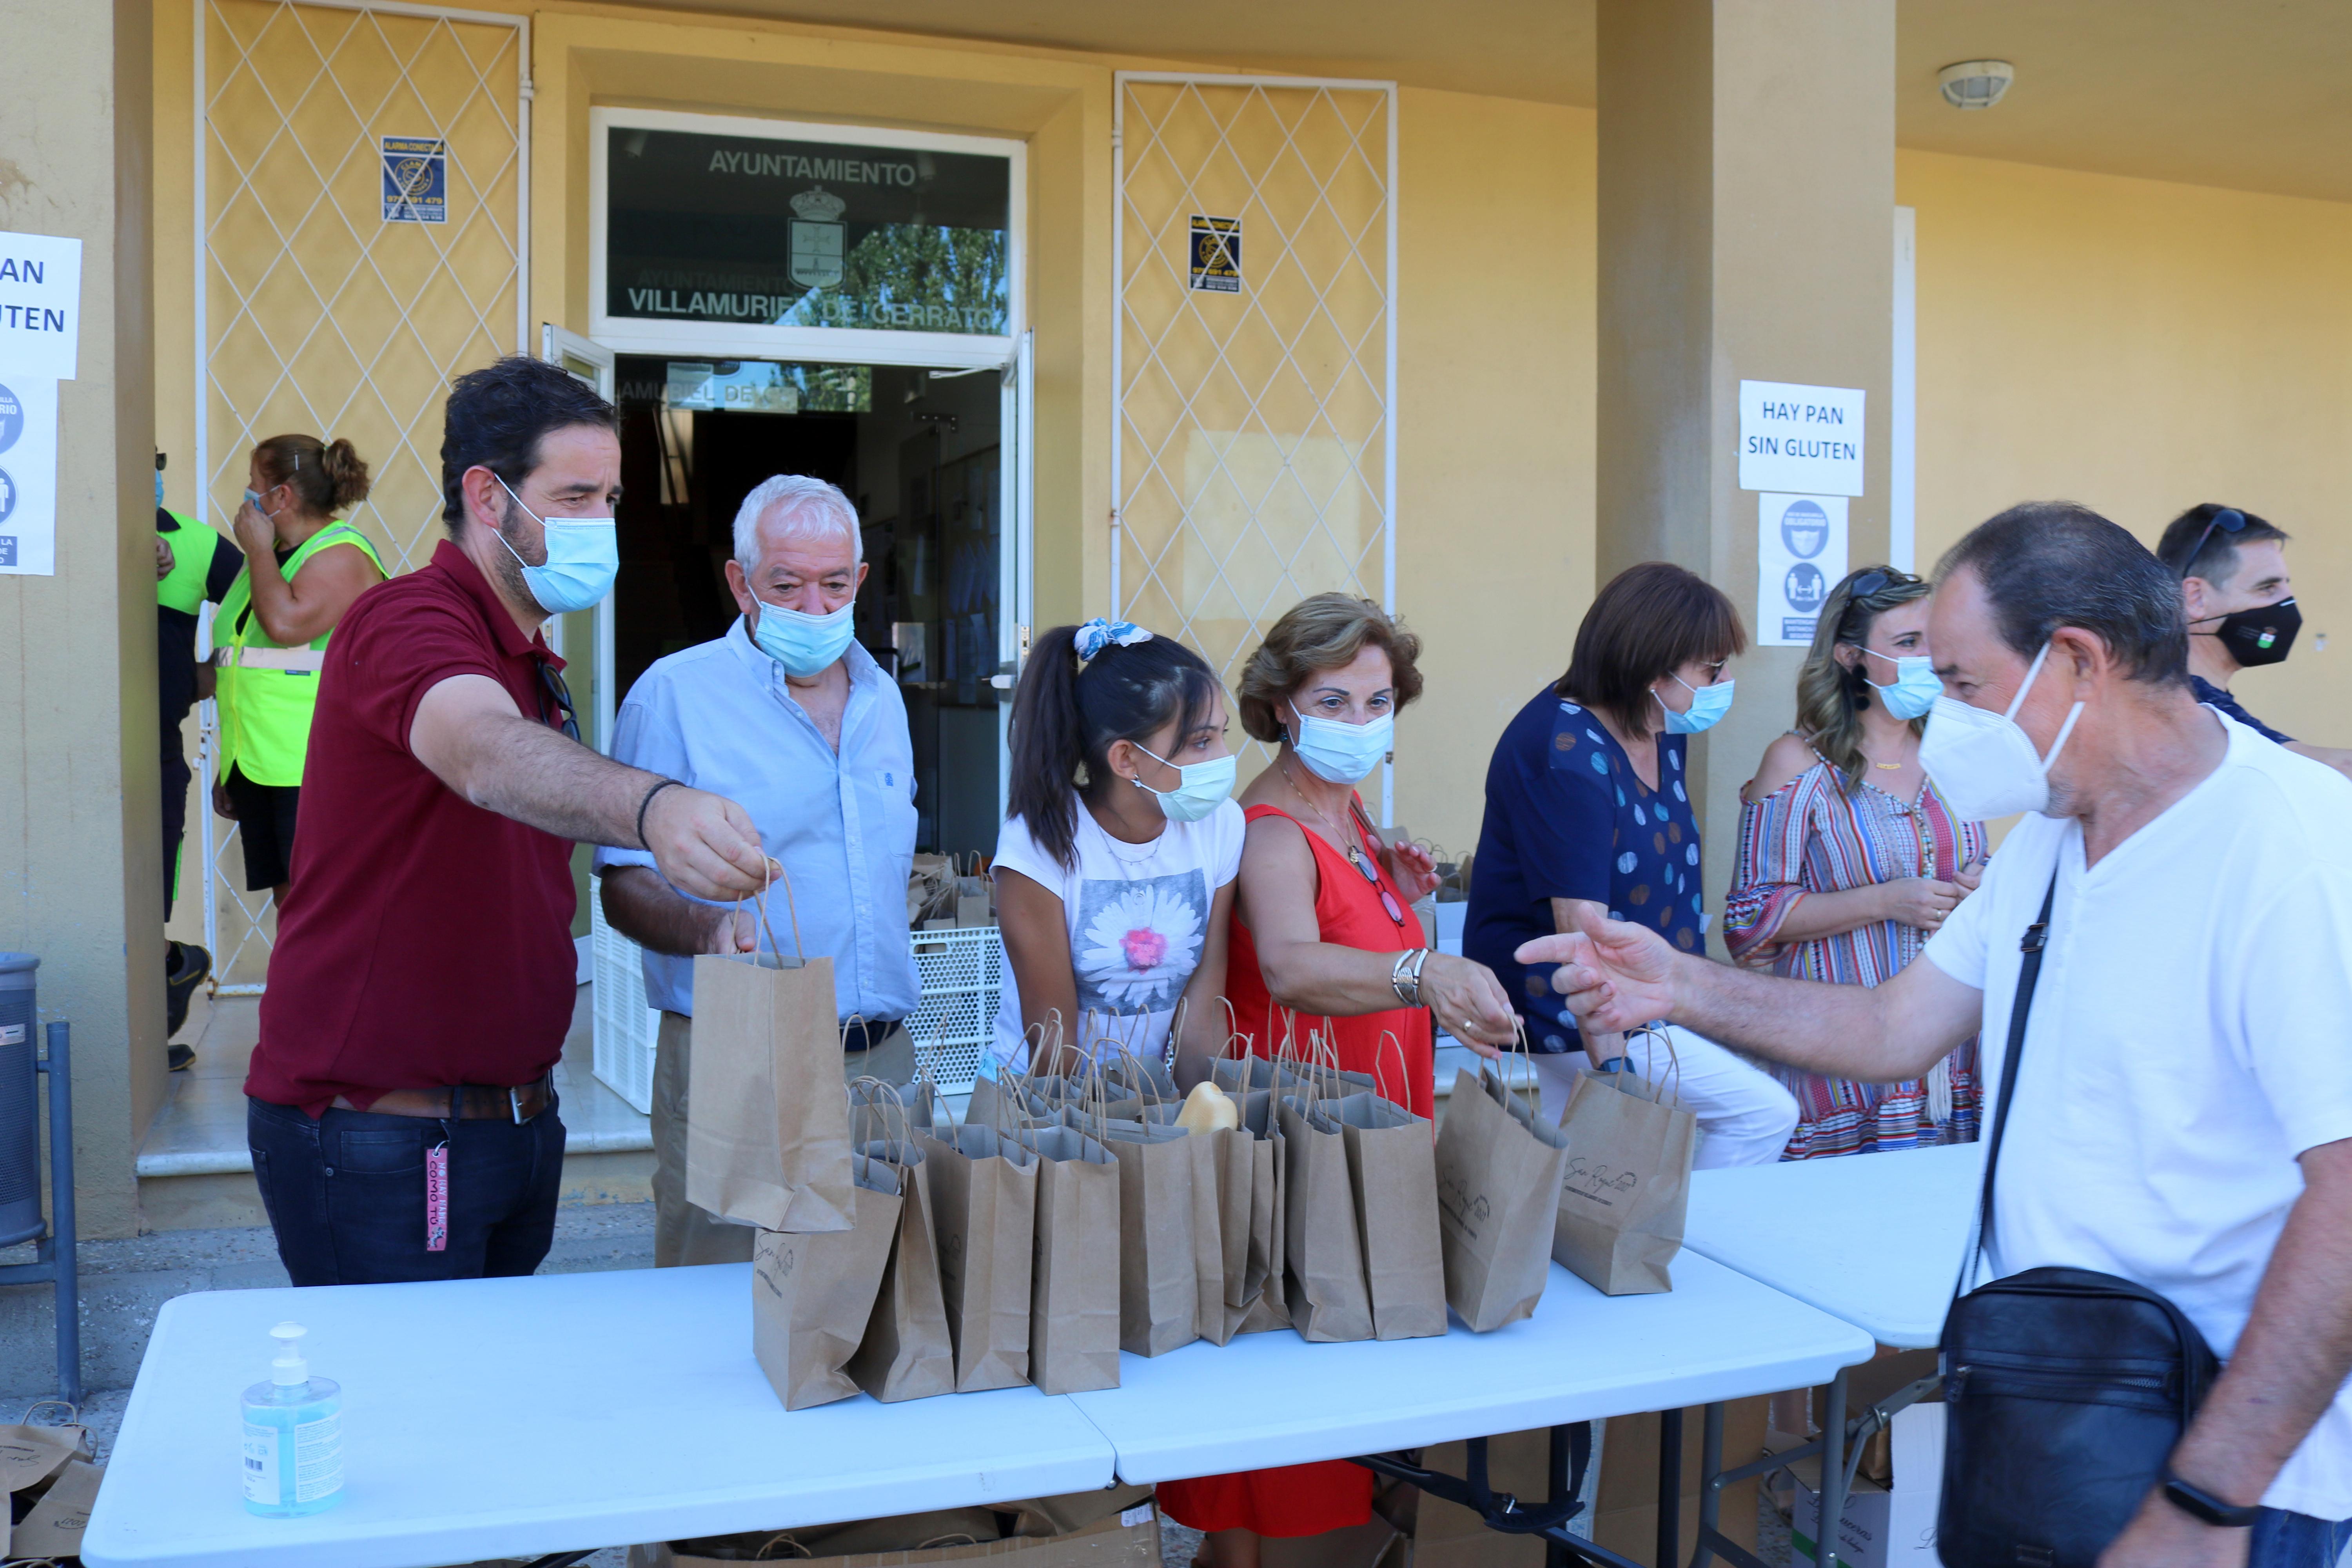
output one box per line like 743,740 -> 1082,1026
0,376 -> 61,576
1739,379 -> 1864,496
0,232 -> 83,383
1757,493 -> 1848,648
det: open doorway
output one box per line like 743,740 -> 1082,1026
609,355 -> 1008,857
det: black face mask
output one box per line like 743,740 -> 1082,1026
2204,597 -> 2300,668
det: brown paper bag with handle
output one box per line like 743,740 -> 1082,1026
1435,1042 -> 1570,1332
688,874 -> 855,1234
1328,1033 -> 1447,1339
752,1148 -> 903,1410
1278,1038 -> 1374,1343
1209,1000 -> 1308,1095
1552,1027 -> 1696,1296
1074,1065 -> 1208,1358
1016,1120 -> 1122,1393
1232,1086 -> 1291,1334
847,1085 -> 958,1402
919,1110 -> 1040,1392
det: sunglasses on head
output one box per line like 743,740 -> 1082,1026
2176,509 -> 2246,581
1835,568 -> 1922,637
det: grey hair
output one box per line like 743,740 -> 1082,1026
732,474 -> 862,569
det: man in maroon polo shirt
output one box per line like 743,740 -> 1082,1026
245,356 -> 773,1286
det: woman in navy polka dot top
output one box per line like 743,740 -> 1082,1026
1462,563 -> 1800,1164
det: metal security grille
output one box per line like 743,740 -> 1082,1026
1112,73 -> 1396,793
193,0 -> 527,987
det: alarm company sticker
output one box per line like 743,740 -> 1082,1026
381,136 -> 447,224
1189,216 -> 1241,293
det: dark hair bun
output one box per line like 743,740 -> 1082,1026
322,438 -> 372,511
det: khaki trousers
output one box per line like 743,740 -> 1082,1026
651,1009 -> 919,1268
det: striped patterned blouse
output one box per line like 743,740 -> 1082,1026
1724,751 -> 1989,1159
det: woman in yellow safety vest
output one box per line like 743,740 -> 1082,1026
212,433 -> 386,908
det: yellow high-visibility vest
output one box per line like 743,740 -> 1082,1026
215,521 -> 386,786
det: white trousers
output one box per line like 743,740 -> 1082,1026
1525,1025 -> 1798,1169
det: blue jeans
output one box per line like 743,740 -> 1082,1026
248,1096 -> 565,1287
2249,1508 -> 2352,1568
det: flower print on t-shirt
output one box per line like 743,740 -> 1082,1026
1070,870 -> 1208,1014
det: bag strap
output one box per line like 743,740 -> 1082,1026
1957,867 -> 2059,1296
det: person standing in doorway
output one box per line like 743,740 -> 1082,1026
154,458 -> 243,1067
599,474 -> 922,1269
244,357 -> 774,1287
2156,502 -> 2352,781
211,434 -> 387,911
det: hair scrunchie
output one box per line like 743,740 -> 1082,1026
1073,617 -> 1154,661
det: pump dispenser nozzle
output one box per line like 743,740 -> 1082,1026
269,1322 -> 309,1387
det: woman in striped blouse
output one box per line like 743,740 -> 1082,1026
1724,566 -> 1989,1158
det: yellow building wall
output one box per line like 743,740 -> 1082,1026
1390,91 -> 1597,852
1902,147 -> 2352,748
151,0 -> 1602,859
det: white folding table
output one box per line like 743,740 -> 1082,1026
82,1265 -> 1119,1568
1680,1144 -> 1983,1568
1071,1252 -> 1870,1483
85,1252 -> 1873,1568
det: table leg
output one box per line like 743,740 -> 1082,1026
1816,1370 -> 1847,1568
1549,1422 -> 1573,1568
1691,1402 -> 1724,1568
1659,1407 -> 1682,1568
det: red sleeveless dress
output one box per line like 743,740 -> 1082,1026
1220,802 -> 1435,1117
1154,801 -> 1429,1540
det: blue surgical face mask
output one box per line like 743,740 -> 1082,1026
493,475 -> 617,614
751,595 -> 857,677
1289,699 -> 1394,784
1657,674 -> 1735,735
156,471 -> 166,509
1130,744 -> 1237,822
1864,648 -> 1941,721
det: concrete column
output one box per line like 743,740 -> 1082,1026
0,0 -> 158,1239
1597,0 -> 1895,956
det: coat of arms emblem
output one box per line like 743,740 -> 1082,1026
789,186 -> 847,289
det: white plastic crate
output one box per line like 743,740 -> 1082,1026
908,924 -> 1003,1094
590,891 -> 661,1115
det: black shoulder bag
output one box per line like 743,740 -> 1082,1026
1936,872 -> 2223,1568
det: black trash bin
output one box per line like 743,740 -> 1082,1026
0,954 -> 42,1247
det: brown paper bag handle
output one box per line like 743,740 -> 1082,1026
753,1531 -> 817,1559
849,1075 -> 913,1153
1623,1024 -> 1685,1109
733,858 -> 806,964
1373,1028 -> 1409,1109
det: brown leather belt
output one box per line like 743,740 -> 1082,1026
332,1074 -> 554,1123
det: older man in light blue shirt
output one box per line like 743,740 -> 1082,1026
598,473 -> 919,1267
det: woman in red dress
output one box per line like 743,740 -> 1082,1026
1157,594 -> 1517,1566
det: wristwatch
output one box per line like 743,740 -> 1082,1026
2159,1466 -> 2261,1529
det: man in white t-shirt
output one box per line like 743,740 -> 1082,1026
1522,502 -> 2352,1568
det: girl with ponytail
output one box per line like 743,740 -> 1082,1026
992,617 -> 1241,1079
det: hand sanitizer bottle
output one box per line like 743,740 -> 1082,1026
242,1321 -> 342,1517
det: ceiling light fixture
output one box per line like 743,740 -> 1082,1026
1937,60 -> 2015,110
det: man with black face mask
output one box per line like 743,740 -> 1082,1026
2157,503 -> 2352,782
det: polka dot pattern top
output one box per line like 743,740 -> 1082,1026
1463,686 -> 1710,1054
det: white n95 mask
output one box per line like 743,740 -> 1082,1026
1918,642 -> 2085,820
